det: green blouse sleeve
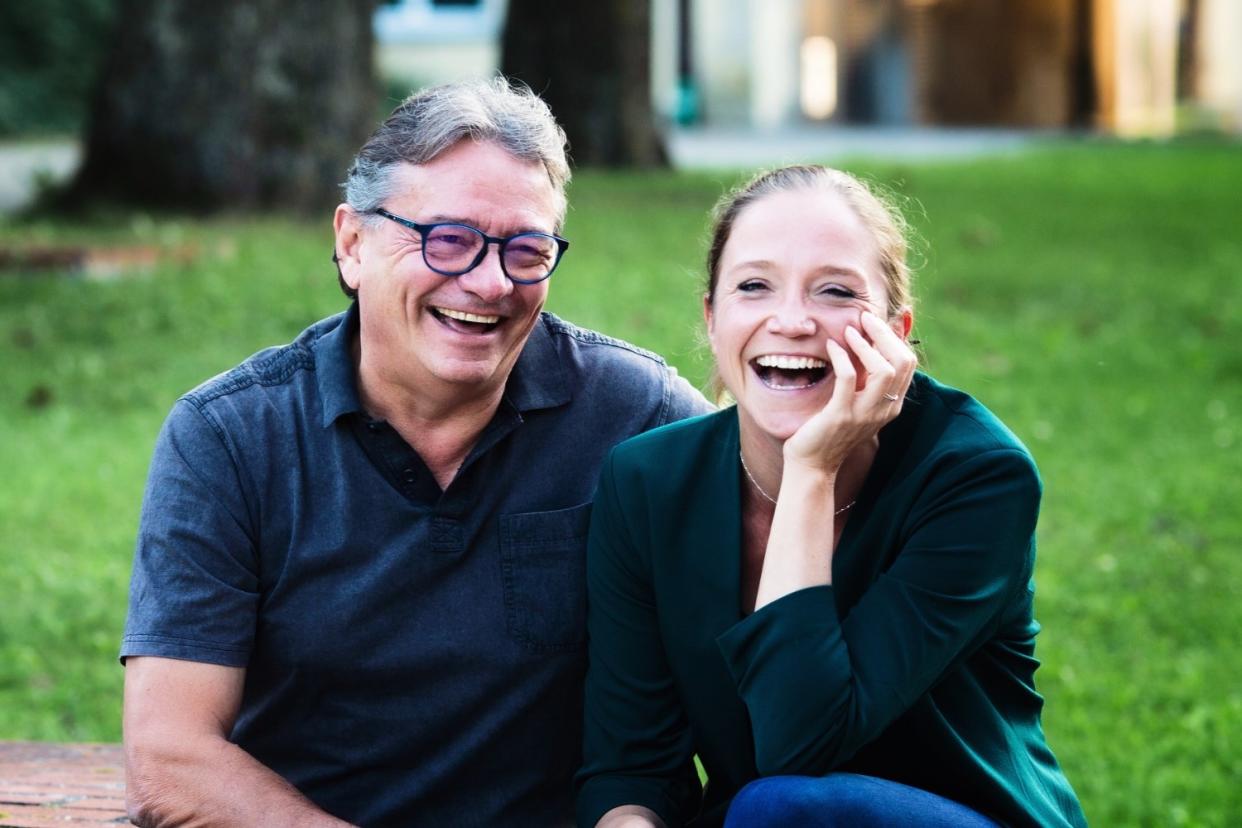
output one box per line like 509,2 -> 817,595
716,447 -> 1041,777
576,450 -> 702,827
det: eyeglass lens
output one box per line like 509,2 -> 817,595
424,224 -> 559,282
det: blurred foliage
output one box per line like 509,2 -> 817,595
0,0 -> 118,136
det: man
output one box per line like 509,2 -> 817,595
121,78 -> 710,827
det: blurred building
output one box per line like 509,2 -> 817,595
374,0 -> 506,91
657,0 -> 1242,135
376,0 -> 1242,137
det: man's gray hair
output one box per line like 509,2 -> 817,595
343,77 -> 571,228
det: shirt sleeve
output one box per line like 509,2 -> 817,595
661,366 -> 715,426
120,399 -> 260,666
716,447 -> 1041,777
576,450 -> 702,828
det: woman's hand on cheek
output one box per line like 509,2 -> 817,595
782,312 -> 917,477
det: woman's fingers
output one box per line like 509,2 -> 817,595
825,338 -> 856,410
861,312 -> 917,371
843,325 -> 897,407
860,311 -> 918,398
783,338 -> 855,466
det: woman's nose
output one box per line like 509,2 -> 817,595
766,305 -> 817,336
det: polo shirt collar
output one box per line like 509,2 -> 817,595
317,303 -> 364,427
318,306 -> 570,427
503,314 -> 571,412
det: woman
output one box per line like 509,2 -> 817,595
575,166 -> 1086,828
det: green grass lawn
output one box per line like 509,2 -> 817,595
1,141 -> 1239,825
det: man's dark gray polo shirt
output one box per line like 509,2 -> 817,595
121,304 -> 710,827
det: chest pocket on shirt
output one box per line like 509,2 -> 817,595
499,502 -> 592,654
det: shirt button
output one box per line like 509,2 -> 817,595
367,422 -> 382,432
402,468 -> 417,483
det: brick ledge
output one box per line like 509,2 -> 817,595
0,741 -> 126,826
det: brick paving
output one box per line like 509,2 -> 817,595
0,742 -> 127,826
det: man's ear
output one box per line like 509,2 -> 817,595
333,204 -> 365,292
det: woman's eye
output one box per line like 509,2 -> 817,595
738,280 -> 767,293
819,285 -> 856,299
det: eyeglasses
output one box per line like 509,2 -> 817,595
372,208 -> 569,285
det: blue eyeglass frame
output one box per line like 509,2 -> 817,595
373,208 -> 569,285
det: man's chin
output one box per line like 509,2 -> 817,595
422,349 -> 521,389
429,362 -> 502,387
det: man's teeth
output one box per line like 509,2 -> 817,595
755,355 -> 827,370
436,307 -> 500,325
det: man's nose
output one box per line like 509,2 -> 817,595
457,244 -> 513,302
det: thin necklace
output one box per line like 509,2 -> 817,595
739,450 -> 856,516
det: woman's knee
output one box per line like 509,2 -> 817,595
723,773 -> 998,828
723,775 -> 837,827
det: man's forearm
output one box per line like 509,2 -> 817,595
126,733 -> 356,828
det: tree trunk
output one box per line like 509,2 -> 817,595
69,0 -> 377,212
501,0 -> 666,168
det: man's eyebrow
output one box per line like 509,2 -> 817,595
424,214 -> 550,235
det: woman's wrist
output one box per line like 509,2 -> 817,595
779,455 -> 838,494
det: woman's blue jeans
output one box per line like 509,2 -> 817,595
723,773 -> 1000,827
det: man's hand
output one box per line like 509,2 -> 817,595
124,657 -> 357,828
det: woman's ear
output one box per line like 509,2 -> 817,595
702,294 -> 715,336
893,307 -> 914,340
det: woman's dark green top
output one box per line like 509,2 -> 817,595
575,373 -> 1086,828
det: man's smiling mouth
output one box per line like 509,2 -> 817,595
431,306 -> 502,333
751,354 -> 828,390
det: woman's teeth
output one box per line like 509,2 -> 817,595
752,355 -> 828,389
754,355 -> 827,370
